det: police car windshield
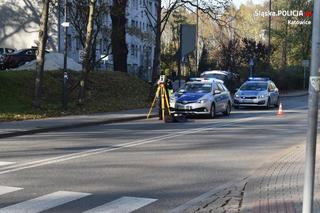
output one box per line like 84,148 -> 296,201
182,83 -> 211,93
240,82 -> 267,91
201,74 -> 226,80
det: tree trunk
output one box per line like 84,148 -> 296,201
78,0 -> 96,105
33,0 -> 50,108
111,0 -> 128,72
151,0 -> 162,83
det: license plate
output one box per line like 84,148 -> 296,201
177,105 -> 192,110
240,99 -> 251,103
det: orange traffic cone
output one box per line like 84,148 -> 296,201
277,103 -> 284,116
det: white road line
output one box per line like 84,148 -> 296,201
0,191 -> 90,213
83,196 -> 157,213
0,115 -> 284,175
0,186 -> 22,196
0,161 -> 15,166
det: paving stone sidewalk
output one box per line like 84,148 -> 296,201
178,144 -> 320,213
240,144 -> 320,213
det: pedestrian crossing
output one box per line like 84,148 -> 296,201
0,161 -> 15,166
0,185 -> 157,213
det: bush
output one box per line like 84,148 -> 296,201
237,66 -> 307,91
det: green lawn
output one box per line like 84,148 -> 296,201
0,70 -> 152,121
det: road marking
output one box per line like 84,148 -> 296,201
0,186 -> 22,196
1,112 -> 305,175
0,161 -> 15,166
83,196 -> 157,213
0,191 -> 90,213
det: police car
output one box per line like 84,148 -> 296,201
233,77 -> 280,109
170,78 -> 232,118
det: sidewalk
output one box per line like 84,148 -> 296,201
175,145 -> 317,213
240,144 -> 320,213
280,90 -> 308,98
0,108 -> 157,138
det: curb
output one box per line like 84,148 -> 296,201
280,92 -> 308,98
0,114 -> 158,139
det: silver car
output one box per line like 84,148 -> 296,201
233,78 -> 280,109
170,78 -> 232,118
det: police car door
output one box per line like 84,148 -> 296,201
212,82 -> 223,112
216,82 -> 229,111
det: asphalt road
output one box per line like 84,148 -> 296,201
0,95 -> 313,213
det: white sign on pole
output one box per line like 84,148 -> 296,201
310,76 -> 320,92
79,50 -> 84,62
249,58 -> 254,66
302,60 -> 310,67
61,22 -> 70,27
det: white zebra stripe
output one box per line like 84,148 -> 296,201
0,191 -> 90,213
0,161 -> 15,166
0,186 -> 22,196
83,196 -> 157,213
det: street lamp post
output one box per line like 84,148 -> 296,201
302,0 -> 320,212
268,0 -> 271,66
62,0 -> 69,110
195,0 -> 199,76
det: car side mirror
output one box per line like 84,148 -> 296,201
214,90 -> 221,95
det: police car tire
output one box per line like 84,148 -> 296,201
224,102 -> 231,116
266,98 -> 271,109
210,104 -> 215,119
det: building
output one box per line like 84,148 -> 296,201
0,0 -> 157,80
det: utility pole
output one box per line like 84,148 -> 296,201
195,0 -> 199,76
302,0 -> 320,212
62,0 -> 69,110
268,0 -> 271,66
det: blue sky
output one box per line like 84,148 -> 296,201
232,0 -> 266,8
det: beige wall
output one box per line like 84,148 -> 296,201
0,0 -> 59,50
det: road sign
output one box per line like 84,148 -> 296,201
249,58 -> 254,66
61,22 -> 70,27
79,50 -> 84,62
303,60 -> 310,67
180,24 -> 196,58
310,76 -> 320,92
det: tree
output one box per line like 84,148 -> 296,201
145,0 -> 231,83
78,0 -> 96,105
33,0 -> 50,108
219,38 -> 241,71
198,44 -> 211,72
111,0 -> 128,72
68,0 -> 111,69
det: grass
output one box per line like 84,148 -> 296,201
0,70 -> 152,121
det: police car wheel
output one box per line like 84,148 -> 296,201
265,98 -> 271,109
210,104 -> 215,119
224,102 -> 231,116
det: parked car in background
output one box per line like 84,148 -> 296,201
170,78 -> 232,118
200,70 -> 240,93
1,48 -> 37,70
233,77 -> 280,109
0,48 -> 15,70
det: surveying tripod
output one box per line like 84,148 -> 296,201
147,76 -> 172,122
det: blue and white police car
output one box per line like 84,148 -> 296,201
233,77 -> 280,109
170,78 -> 232,118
